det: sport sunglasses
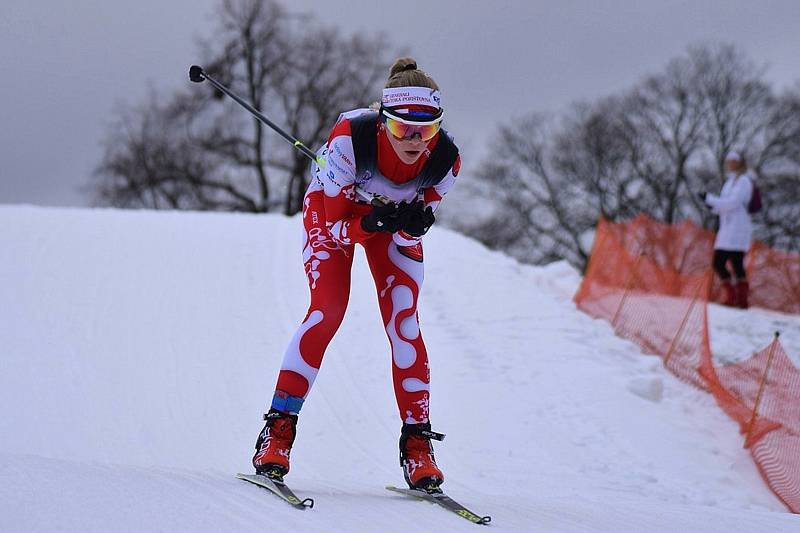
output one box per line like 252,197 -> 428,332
380,106 -> 444,142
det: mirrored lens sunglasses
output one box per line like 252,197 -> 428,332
381,109 -> 443,141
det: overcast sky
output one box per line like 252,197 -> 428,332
1,0 -> 798,207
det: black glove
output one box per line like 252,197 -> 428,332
361,201 -> 413,233
402,200 -> 436,237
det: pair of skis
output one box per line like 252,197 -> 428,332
236,473 -> 491,526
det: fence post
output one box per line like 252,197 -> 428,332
663,275 -> 708,367
745,332 -> 781,448
611,249 -> 645,329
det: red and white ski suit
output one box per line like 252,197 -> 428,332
273,109 -> 460,424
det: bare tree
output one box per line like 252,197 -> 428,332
687,45 -> 799,251
620,56 -> 707,225
755,88 -> 800,251
458,113 -> 602,267
270,29 -> 390,214
95,93 -> 245,211
454,44 -> 800,272
689,44 -> 772,177
93,0 -> 395,214
551,98 -> 639,223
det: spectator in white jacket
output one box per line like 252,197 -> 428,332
700,150 -> 754,308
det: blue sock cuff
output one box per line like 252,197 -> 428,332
271,390 -> 305,414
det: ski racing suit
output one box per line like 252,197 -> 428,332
271,108 -> 460,424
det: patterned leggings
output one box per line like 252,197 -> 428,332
272,189 -> 431,424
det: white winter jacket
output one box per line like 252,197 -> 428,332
706,171 -> 754,252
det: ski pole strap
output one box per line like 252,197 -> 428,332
420,429 -> 446,441
270,390 -> 305,415
403,423 -> 446,441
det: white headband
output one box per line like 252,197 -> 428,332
725,150 -> 742,162
382,86 -> 441,110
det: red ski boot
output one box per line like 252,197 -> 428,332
721,279 -> 736,306
252,409 -> 298,480
400,423 -> 446,492
736,280 -> 749,309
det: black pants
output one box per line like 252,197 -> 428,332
713,249 -> 746,281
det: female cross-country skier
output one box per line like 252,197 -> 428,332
251,57 -> 461,492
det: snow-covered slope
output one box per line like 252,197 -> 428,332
1,206 -> 798,532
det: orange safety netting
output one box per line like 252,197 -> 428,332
743,241 -> 800,315
574,213 -> 800,513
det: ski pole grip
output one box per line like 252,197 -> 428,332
189,65 -> 205,83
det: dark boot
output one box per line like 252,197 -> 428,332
721,280 -> 736,307
399,423 -> 446,492
736,280 -> 749,309
252,409 -> 298,480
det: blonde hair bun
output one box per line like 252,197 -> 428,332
385,57 -> 439,91
389,57 -> 418,78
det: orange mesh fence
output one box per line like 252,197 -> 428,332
574,213 -> 800,513
744,242 -> 800,315
709,338 -> 800,513
575,215 -> 715,389
593,213 -> 800,315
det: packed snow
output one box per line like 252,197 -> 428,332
1,205 -> 798,532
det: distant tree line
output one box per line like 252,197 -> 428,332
455,44 -> 800,271
93,7 -> 799,273
93,0 -> 396,214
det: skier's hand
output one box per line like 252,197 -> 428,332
401,200 -> 435,237
361,201 -> 413,233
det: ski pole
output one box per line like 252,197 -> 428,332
189,65 -> 325,167
188,65 -> 388,206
